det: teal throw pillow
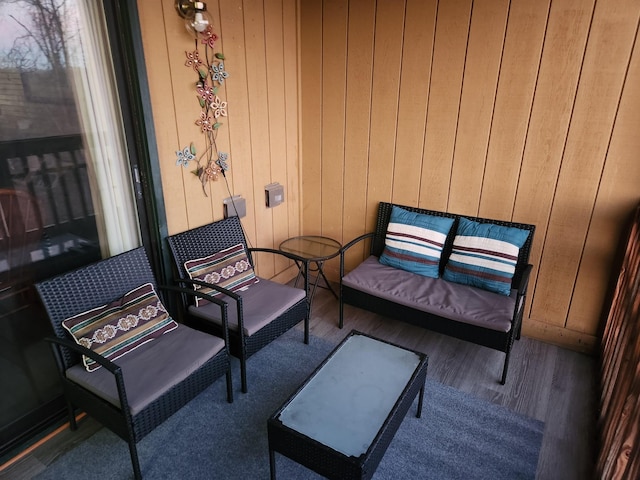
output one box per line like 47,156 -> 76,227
379,206 -> 455,278
442,217 -> 530,296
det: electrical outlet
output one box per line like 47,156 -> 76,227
265,183 -> 284,207
223,195 -> 246,218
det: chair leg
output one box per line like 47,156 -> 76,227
304,314 -> 309,345
66,401 -> 77,431
240,355 -> 248,393
225,367 -> 234,403
127,438 -> 142,480
500,348 -> 512,385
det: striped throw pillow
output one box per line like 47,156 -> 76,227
442,217 -> 530,296
62,283 -> 178,372
379,206 -> 455,279
184,243 -> 259,306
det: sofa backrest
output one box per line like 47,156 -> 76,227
371,202 -> 535,289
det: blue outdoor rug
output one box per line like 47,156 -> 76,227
35,329 -> 544,479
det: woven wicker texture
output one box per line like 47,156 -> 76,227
167,215 -> 309,392
341,202 -> 536,384
35,247 -> 232,479
268,331 -> 428,480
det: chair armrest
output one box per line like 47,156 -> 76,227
158,284 -> 232,349
340,232 -> 375,277
515,264 -> 533,297
248,247 -> 306,263
341,232 -> 375,252
170,278 -> 244,339
173,277 -> 241,301
46,336 -> 121,374
45,336 -> 134,417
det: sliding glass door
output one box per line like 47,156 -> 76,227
0,0 -> 150,456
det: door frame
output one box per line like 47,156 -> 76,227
103,0 -> 171,285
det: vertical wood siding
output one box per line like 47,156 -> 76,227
300,0 -> 640,351
138,0 -> 301,280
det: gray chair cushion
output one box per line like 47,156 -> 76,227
66,324 -> 225,415
342,256 -> 516,332
188,278 -> 306,336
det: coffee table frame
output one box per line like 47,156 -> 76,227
267,330 -> 428,479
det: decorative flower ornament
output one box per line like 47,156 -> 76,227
176,18 -> 230,195
210,96 -> 227,118
211,61 -> 229,84
201,26 -> 218,49
176,144 -> 196,168
216,152 -> 229,172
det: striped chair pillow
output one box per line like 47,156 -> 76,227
379,206 -> 455,279
184,243 -> 259,306
442,217 -> 530,296
62,283 -> 178,372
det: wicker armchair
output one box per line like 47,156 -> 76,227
167,216 -> 309,393
35,247 -> 233,480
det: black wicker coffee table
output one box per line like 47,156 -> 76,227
267,330 -> 428,479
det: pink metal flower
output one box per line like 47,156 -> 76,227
195,112 -> 213,132
202,26 -> 218,49
196,83 -> 214,103
205,164 -> 220,180
184,50 -> 203,71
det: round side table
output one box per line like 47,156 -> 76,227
279,235 -> 341,316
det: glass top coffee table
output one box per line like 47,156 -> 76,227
267,330 -> 428,479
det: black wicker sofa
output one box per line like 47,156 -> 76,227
339,202 -> 535,384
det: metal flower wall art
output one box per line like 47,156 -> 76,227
176,24 -> 230,196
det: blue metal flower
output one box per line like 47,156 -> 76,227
176,146 -> 196,168
211,61 -> 229,84
216,152 -> 229,172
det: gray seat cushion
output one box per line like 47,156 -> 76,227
65,324 -> 225,415
188,278 -> 306,336
342,256 -> 517,332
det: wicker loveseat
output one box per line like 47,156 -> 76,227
339,202 -> 535,384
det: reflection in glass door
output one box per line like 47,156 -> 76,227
0,0 -> 141,456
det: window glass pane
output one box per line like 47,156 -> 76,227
0,0 -> 141,455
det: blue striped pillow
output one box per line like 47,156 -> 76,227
443,217 -> 530,296
379,206 -> 455,278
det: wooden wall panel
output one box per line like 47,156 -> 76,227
218,0 -> 258,246
139,0 -> 300,282
283,0 -> 300,242
568,27 -> 640,335
320,0 -> 348,262
513,0 -> 595,328
391,0 -> 437,207
533,0 -> 640,330
479,0 -> 549,221
341,0 -> 375,273
419,0 -> 472,211
300,0 -> 322,235
298,0 -> 640,351
448,0 -> 509,215
139,0 -> 640,350
366,0 -> 406,221
243,0 -> 274,277
264,0 -> 289,274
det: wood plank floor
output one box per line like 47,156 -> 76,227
0,285 -> 597,479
